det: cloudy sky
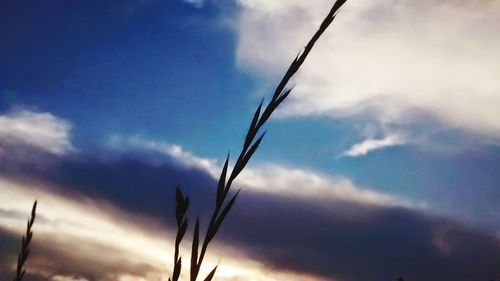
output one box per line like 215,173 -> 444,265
1,0 -> 500,280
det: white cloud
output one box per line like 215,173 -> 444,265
237,163 -> 419,208
342,134 -> 406,157
234,0 -> 500,140
182,0 -> 204,8
0,110 -> 74,156
50,275 -> 89,281
108,136 -> 219,173
120,137 -> 422,208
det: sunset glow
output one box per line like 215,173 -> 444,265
1,0 -> 500,280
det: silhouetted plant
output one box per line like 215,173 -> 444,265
170,1 -> 349,280
13,201 -> 37,281
170,188 -> 189,281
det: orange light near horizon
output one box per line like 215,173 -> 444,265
0,176 -> 329,281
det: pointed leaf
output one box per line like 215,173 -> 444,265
176,187 -> 184,205
256,101 -> 274,128
272,55 -> 298,103
31,201 -> 37,218
208,190 -> 240,243
274,87 -> 293,109
332,0 -> 348,15
204,266 -> 218,281
252,98 -> 264,130
173,257 -> 182,281
175,188 -> 184,226
216,154 -> 229,208
190,218 -> 200,281
17,253 -> 21,270
243,99 -> 264,150
227,133 -> 265,190
176,219 -> 188,245
228,151 -> 244,185
184,197 -> 190,212
240,132 -> 265,171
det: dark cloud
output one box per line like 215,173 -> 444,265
2,149 -> 500,281
0,228 -> 20,281
2,149 -> 218,224
226,195 -> 500,280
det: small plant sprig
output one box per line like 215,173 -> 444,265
170,188 -> 190,281
171,1 -> 348,280
13,201 -> 37,281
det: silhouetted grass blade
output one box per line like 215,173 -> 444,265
203,266 -> 218,281
176,187 -> 189,227
216,154 -> 230,209
333,0 -> 348,13
244,99 -> 264,149
228,132 -> 266,189
212,190 -> 240,240
13,201 -> 37,281
173,258 -> 182,281
191,218 -> 200,281
177,219 -> 188,245
274,87 -> 294,109
239,133 -> 265,172
173,190 -> 189,281
168,1 -> 348,280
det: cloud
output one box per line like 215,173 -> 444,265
182,0 -> 204,8
0,109 -> 74,156
0,177 -> 330,281
234,0 -> 500,141
342,134 -> 406,157
0,177 -> 171,281
1,129 -> 499,280
226,197 -> 500,281
2,152 -> 500,281
118,136 -> 219,173
116,137 -> 418,208
237,163 -> 417,207
0,133 -> 423,280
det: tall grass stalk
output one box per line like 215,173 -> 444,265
170,1 -> 348,280
13,201 -> 37,281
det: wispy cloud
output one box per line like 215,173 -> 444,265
0,109 -> 74,156
342,134 -> 406,157
182,0 -> 204,8
234,0 -> 500,141
116,136 -> 419,208
108,135 -> 219,173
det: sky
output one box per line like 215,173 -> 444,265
1,0 -> 500,280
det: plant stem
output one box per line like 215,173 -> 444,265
13,201 -> 37,281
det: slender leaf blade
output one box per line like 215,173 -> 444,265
209,190 -> 240,242
216,154 -> 230,208
190,218 -> 200,281
204,266 -> 218,281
